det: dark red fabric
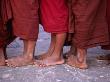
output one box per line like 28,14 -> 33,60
0,20 -> 15,48
67,0 -> 74,33
0,20 -> 8,48
1,0 -> 12,24
0,0 -> 15,48
10,0 -> 39,40
40,0 -> 68,33
71,0 -> 109,49
101,0 -> 110,50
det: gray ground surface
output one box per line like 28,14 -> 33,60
0,26 -> 110,82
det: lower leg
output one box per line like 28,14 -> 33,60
77,48 -> 87,63
47,34 -> 56,55
37,34 -> 56,59
50,33 -> 67,59
0,48 -> 5,66
24,40 -> 36,59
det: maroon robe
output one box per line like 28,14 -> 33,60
10,0 -> 39,40
40,0 -> 68,33
70,0 -> 109,49
0,19 -> 8,48
0,0 -> 15,48
101,0 -> 110,50
67,0 -> 74,33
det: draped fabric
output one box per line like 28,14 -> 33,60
10,0 -> 39,40
68,0 -> 109,49
101,0 -> 110,50
40,0 -> 68,33
0,0 -> 15,48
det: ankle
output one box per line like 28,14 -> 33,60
24,54 -> 33,60
76,48 -> 87,61
0,49 -> 5,57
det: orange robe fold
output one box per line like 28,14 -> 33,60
70,0 -> 109,48
10,0 -> 39,40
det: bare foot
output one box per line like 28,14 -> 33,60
0,48 -> 6,66
35,52 -> 51,60
6,55 -> 34,67
35,56 -> 65,67
66,55 -> 88,69
0,57 -> 5,66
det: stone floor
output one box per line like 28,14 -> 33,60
0,26 -> 110,82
